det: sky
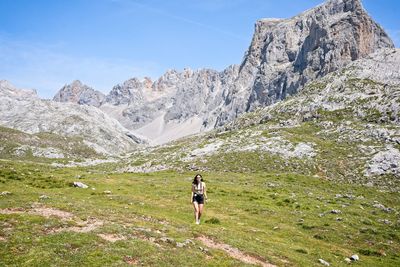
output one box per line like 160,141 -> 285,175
0,0 -> 399,98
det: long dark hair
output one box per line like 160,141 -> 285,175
192,174 -> 203,185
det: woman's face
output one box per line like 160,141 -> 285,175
196,175 -> 201,182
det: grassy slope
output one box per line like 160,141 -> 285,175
1,64 -> 400,266
0,126 -> 101,163
1,160 -> 399,266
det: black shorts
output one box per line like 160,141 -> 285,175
193,194 -> 204,204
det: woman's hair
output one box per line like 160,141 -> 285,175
192,174 -> 203,185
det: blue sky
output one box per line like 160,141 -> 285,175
0,0 -> 398,98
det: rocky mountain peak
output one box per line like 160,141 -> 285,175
215,0 -> 394,128
105,77 -> 153,106
53,80 -> 105,107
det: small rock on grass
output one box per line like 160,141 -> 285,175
39,194 -> 50,199
318,258 -> 330,266
0,191 -> 11,196
199,246 -> 209,253
350,254 -> 359,261
73,182 -> 88,188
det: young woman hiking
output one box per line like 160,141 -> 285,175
191,174 -> 207,224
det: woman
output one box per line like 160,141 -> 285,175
191,174 -> 208,224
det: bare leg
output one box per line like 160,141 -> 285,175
198,204 -> 204,222
193,201 -> 199,222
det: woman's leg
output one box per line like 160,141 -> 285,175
198,204 -> 204,221
193,201 -> 199,222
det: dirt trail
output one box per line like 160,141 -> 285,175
196,235 -> 276,267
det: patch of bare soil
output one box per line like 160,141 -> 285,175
31,207 -> 74,219
0,205 -> 73,220
97,233 -> 126,242
196,235 -> 276,267
50,218 -> 104,233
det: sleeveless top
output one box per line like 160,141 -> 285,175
193,182 -> 204,194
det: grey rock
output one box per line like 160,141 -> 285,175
73,182 -> 89,189
32,147 -> 65,159
53,80 -> 105,107
318,258 -> 330,266
372,202 -> 394,213
0,80 -> 38,100
365,147 -> 400,177
350,254 -> 359,261
378,219 -> 391,225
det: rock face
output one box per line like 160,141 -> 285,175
215,0 -> 394,126
99,66 -> 239,144
223,48 -> 400,131
0,81 -> 145,155
52,0 -> 394,145
53,80 -> 105,107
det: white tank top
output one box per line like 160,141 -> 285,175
193,182 -> 204,194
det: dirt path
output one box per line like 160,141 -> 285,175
196,235 -> 276,267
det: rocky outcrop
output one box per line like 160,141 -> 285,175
365,146 -> 400,177
0,81 -> 145,155
214,0 -> 394,127
0,80 -> 38,100
53,80 -> 105,107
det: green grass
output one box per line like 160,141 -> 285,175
0,126 -> 101,162
0,160 -> 399,266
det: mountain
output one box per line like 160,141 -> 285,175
0,81 -> 146,155
213,0 -> 394,126
53,80 -> 105,107
125,48 -> 400,190
52,0 -> 394,145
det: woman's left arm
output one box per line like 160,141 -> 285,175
203,182 -> 208,200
